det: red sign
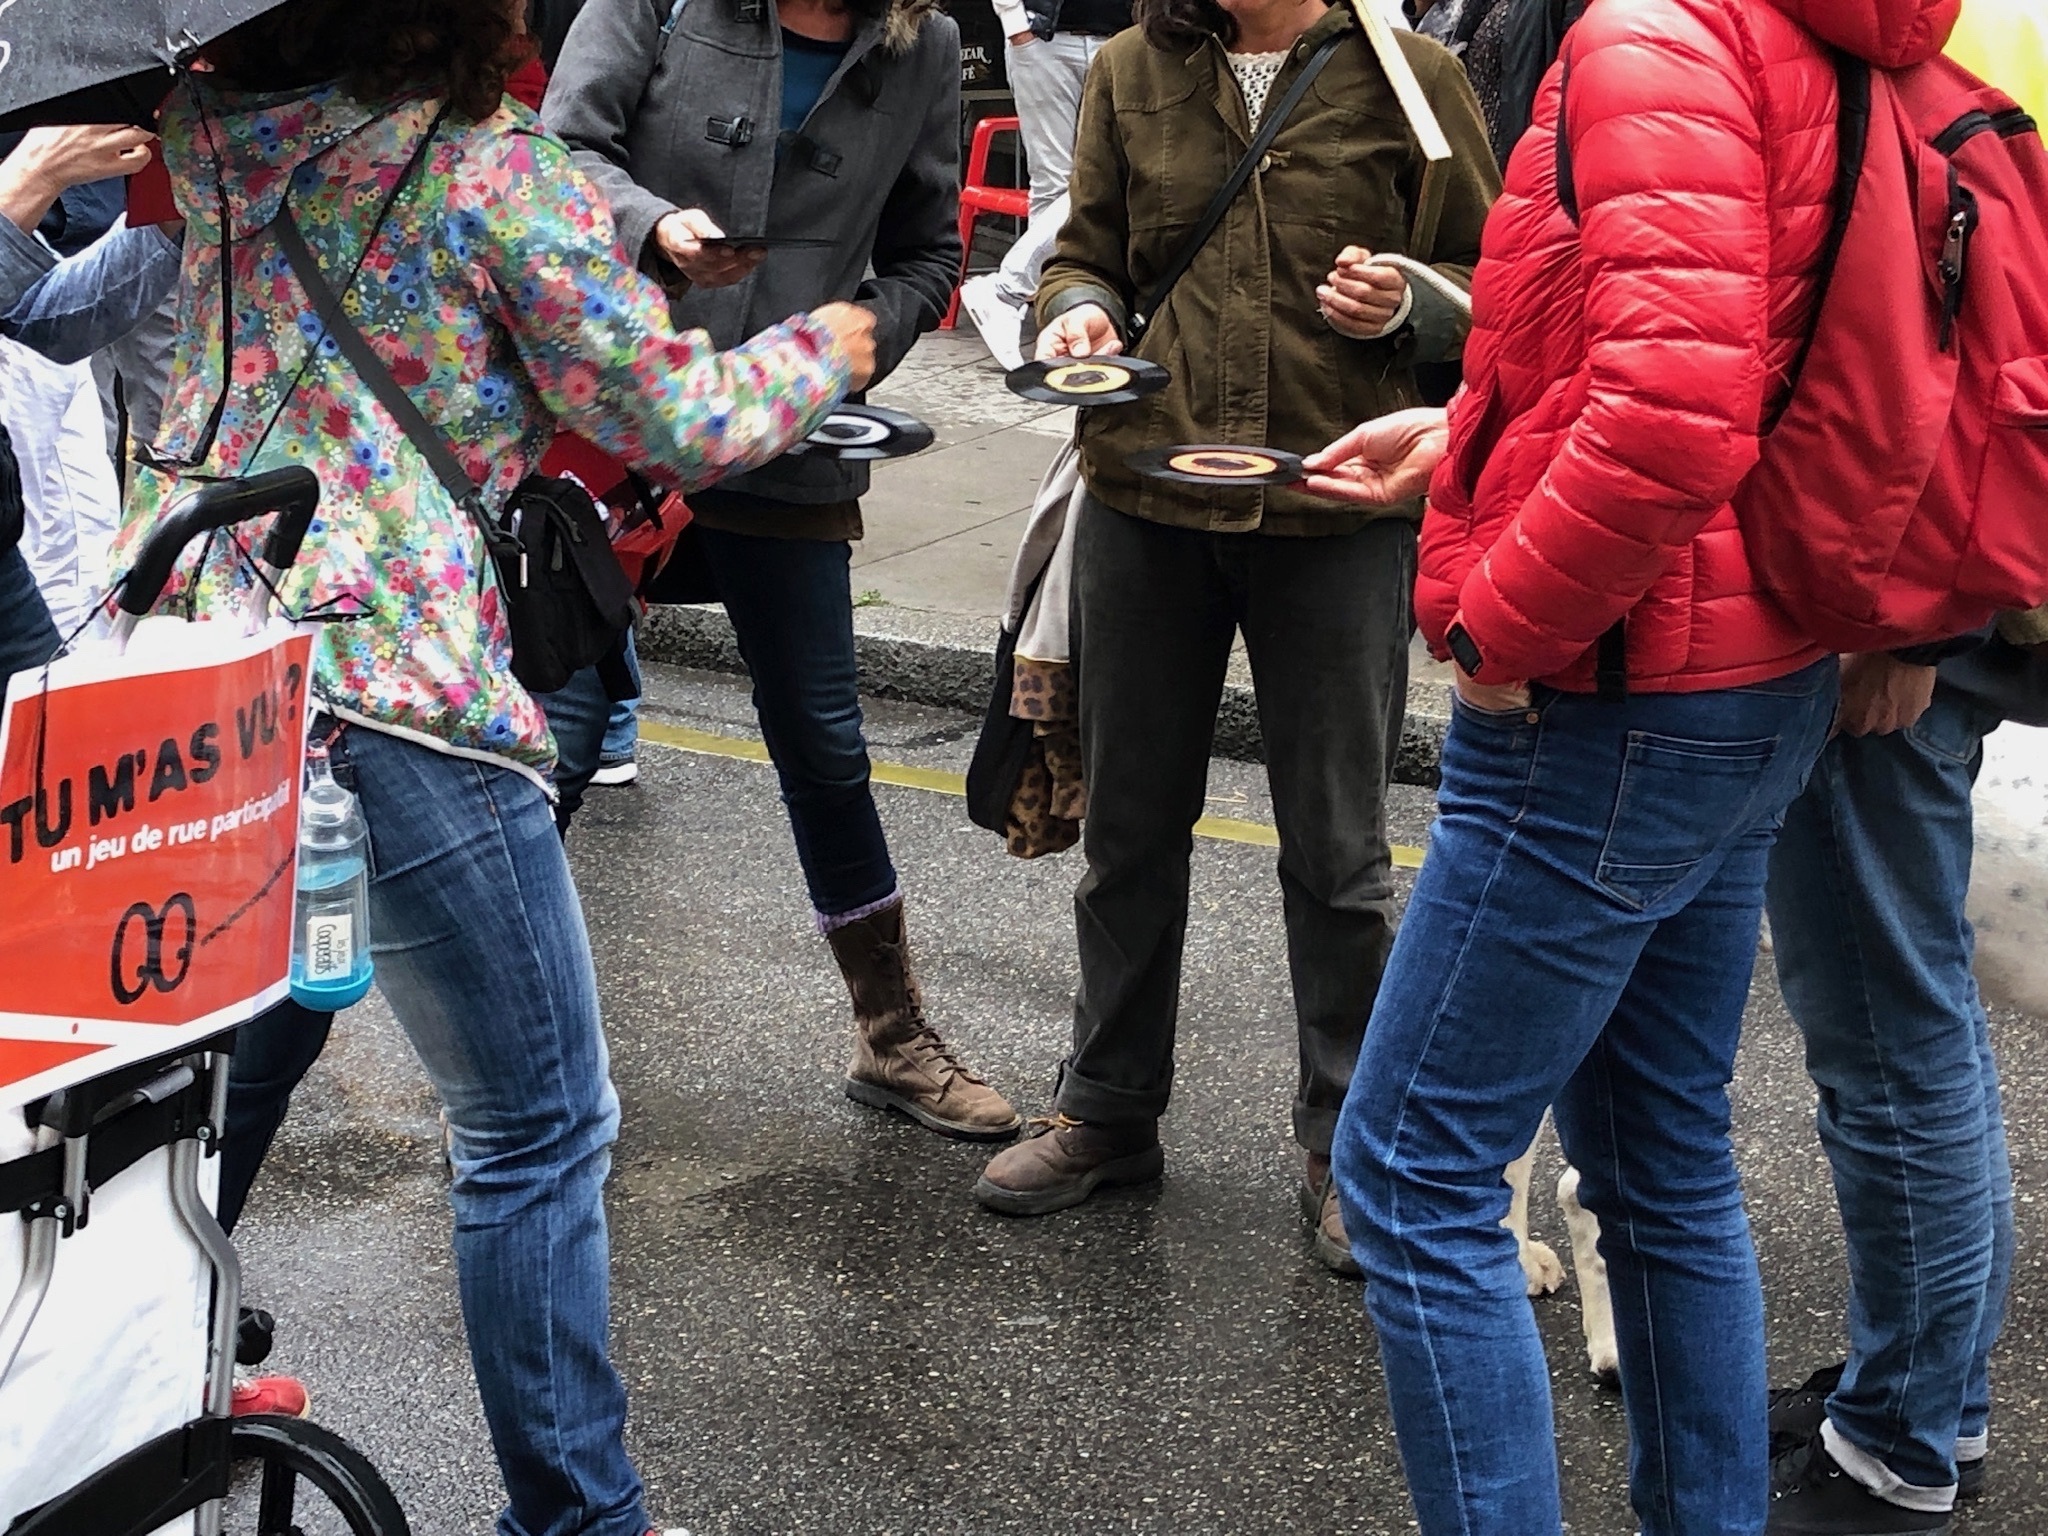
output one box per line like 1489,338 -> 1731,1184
0,620 -> 313,1109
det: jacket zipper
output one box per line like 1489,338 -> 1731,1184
1932,107 -> 2035,156
1938,165 -> 1978,351
1927,109 -> 2025,349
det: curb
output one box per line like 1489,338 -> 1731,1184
640,604 -> 1448,788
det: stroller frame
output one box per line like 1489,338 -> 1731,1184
1,468 -> 408,1536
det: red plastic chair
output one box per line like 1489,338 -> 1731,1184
941,115 -> 1032,329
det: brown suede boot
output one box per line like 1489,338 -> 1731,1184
826,898 -> 1021,1142
1303,1154 -> 1363,1279
974,1114 -> 1164,1215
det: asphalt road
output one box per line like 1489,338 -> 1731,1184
232,662 -> 2048,1536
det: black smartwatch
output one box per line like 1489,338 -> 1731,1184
1446,622 -> 1483,677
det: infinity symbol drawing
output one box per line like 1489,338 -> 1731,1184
110,893 -> 198,1005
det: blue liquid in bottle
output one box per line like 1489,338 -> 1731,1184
289,745 -> 374,1010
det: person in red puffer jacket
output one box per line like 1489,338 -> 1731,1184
1304,0 -> 1964,1532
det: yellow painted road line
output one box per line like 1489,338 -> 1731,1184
639,719 -> 1426,871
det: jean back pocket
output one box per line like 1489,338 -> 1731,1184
1595,731 -> 1778,911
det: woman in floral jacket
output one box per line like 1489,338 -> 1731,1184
109,3 -> 874,1533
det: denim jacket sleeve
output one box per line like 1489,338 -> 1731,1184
0,220 -> 182,365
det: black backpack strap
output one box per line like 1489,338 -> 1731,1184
1595,618 -> 1626,700
1129,28 -> 1347,339
1554,34 -> 1579,225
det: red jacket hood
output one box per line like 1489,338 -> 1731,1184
1763,0 -> 1960,67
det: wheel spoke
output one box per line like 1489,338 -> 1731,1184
256,1455 -> 299,1533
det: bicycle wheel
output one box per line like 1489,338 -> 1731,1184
225,1415 -> 411,1536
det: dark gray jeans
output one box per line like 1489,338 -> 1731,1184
1056,496 -> 1415,1153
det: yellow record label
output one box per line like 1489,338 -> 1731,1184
1165,449 -> 1281,479
1043,362 -> 1135,396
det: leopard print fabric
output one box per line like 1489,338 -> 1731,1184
1005,657 -> 1085,858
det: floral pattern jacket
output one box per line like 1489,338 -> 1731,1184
112,84 -> 851,778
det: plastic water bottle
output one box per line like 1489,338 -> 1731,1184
288,743 -> 374,1010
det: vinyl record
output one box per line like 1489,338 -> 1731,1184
695,235 -> 841,251
1006,355 -> 1171,406
1126,444 -> 1306,487
793,404 -> 936,461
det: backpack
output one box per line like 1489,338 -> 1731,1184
1557,47 -> 2048,653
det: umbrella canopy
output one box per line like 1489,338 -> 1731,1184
0,0 -> 284,130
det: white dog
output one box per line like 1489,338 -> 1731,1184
1505,1128 -> 1620,1386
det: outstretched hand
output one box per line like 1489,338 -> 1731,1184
812,301 -> 877,391
1301,407 -> 1450,507
0,125 -> 157,235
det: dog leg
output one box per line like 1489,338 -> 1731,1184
1504,1142 -> 1564,1297
1558,1164 -> 1620,1387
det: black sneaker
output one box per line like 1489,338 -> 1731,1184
1956,1456 -> 1985,1502
1769,1432 -> 1951,1535
1770,1362 -> 1846,1456
1771,1363 -> 1986,1502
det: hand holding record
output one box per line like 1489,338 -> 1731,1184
654,208 -> 766,288
1007,356 -> 1171,406
1127,444 -> 1306,488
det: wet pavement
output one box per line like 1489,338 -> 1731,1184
233,662 -> 2048,1535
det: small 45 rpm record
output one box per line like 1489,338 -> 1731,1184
1006,355 -> 1170,406
694,234 -> 840,251
793,404 -> 936,460
1126,444 -> 1306,487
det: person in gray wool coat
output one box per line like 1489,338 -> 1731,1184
545,0 -> 1025,1144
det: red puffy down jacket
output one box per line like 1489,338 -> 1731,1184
1419,0 -> 1962,692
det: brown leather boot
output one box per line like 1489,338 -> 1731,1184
974,1114 -> 1164,1215
1303,1154 -> 1363,1279
826,898 -> 1021,1142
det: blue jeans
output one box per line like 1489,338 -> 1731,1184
0,542 -> 59,695
331,724 -> 642,1536
539,629 -> 641,832
1765,684 -> 2016,1491
1333,662 -> 1838,1536
696,527 -> 896,917
601,645 -> 640,764
219,998 -> 334,1233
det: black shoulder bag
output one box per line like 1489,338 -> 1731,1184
274,210 -> 635,697
964,30 -> 1346,836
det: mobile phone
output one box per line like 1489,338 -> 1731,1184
126,145 -> 178,226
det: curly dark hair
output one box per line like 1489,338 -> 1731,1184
205,0 -> 532,121
1132,0 -> 1242,49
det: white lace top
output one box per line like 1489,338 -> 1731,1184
1226,50 -> 1289,125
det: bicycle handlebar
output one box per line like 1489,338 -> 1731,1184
117,467 -> 323,617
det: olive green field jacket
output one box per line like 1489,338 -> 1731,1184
1037,6 -> 1500,534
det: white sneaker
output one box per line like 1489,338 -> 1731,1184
959,273 -> 1028,372
591,757 -> 639,787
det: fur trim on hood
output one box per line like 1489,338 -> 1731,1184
882,0 -> 944,54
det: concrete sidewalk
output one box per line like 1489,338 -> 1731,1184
640,331 -> 1453,782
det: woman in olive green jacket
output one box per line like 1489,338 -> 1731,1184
973,0 -> 1497,1274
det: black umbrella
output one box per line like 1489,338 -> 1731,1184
0,0 -> 285,130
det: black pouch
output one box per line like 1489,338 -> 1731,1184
487,475 -> 637,694
965,614 -> 1037,836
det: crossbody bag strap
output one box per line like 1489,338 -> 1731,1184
274,210 -> 485,515
1128,27 -> 1347,341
